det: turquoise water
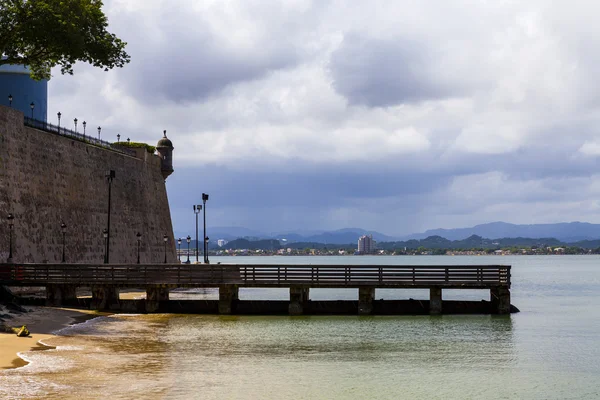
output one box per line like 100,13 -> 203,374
1,255 -> 599,399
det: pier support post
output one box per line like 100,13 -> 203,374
358,287 -> 375,315
46,285 -> 78,306
491,287 -> 511,314
289,286 -> 310,315
90,286 -> 119,310
219,285 -> 239,314
146,286 -> 170,313
430,288 -> 442,315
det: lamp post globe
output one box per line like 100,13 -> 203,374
177,238 -> 182,262
193,205 -> 202,263
136,232 -> 142,264
7,213 -> 14,262
202,193 -> 209,263
204,236 -> 210,264
102,228 -> 109,263
30,102 -> 35,118
186,235 -> 191,264
163,234 -> 168,264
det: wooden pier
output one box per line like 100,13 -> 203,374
0,263 -> 512,315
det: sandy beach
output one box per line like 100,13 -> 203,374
0,306 -> 101,369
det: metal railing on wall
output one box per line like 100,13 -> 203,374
23,116 -> 137,157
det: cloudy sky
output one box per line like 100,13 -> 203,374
48,0 -> 600,237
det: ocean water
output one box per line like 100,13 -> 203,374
1,255 -> 599,399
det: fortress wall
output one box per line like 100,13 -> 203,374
0,106 -> 177,264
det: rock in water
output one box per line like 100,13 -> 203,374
15,325 -> 29,337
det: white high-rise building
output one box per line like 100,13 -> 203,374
217,239 -> 228,247
357,235 -> 375,254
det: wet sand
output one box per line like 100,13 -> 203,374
0,307 -> 103,369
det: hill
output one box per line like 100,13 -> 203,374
405,221 -> 600,242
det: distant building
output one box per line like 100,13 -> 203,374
217,239 -> 228,247
357,235 -> 375,254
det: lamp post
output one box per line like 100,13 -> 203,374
136,232 -> 142,264
193,205 -> 201,263
8,94 -> 12,107
7,213 -> 14,262
83,121 -> 87,136
186,235 -> 191,264
105,170 -> 115,263
60,222 -> 67,263
202,193 -> 209,263
205,236 -> 210,264
177,238 -> 182,262
98,126 -> 101,140
57,112 -> 61,132
127,137 -> 130,144
117,134 -> 120,143
74,118 -> 78,133
163,234 -> 168,264
103,228 -> 108,263
30,102 -> 34,118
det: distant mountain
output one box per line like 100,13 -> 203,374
177,222 -> 600,246
193,227 -> 398,245
376,234 -> 567,250
300,228 -> 397,244
405,222 -> 600,242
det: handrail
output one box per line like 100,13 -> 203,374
0,264 -> 511,288
23,116 -> 137,157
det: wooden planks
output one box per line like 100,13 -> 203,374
0,263 -> 510,289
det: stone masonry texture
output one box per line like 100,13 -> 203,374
0,106 -> 177,264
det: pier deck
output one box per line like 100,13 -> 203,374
0,263 -> 512,315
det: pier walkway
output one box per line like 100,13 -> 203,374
0,263 -> 512,315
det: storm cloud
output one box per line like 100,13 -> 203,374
330,34 -> 457,107
46,0 -> 600,237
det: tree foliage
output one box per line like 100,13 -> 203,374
0,0 -> 130,79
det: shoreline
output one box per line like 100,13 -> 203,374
0,306 -> 105,370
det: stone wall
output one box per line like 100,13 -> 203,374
0,106 -> 177,264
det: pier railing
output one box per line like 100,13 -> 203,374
0,264 -> 510,289
24,116 -> 137,157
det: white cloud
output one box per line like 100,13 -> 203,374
44,0 -> 600,234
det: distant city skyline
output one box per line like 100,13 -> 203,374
46,0 -> 600,236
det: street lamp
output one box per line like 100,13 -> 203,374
202,193 -> 209,263
30,102 -> 34,118
163,234 -> 168,264
98,126 -> 101,140
8,94 -> 12,107
7,213 -> 14,263
177,237 -> 182,262
127,137 -> 130,144
136,232 -> 142,264
74,118 -> 78,133
105,170 -> 115,263
117,134 -> 120,143
57,112 -> 61,132
193,205 -> 202,263
60,222 -> 67,263
83,121 -> 87,136
186,235 -> 191,264
103,228 -> 108,263
205,236 -> 210,264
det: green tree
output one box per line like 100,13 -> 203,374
0,0 -> 129,80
